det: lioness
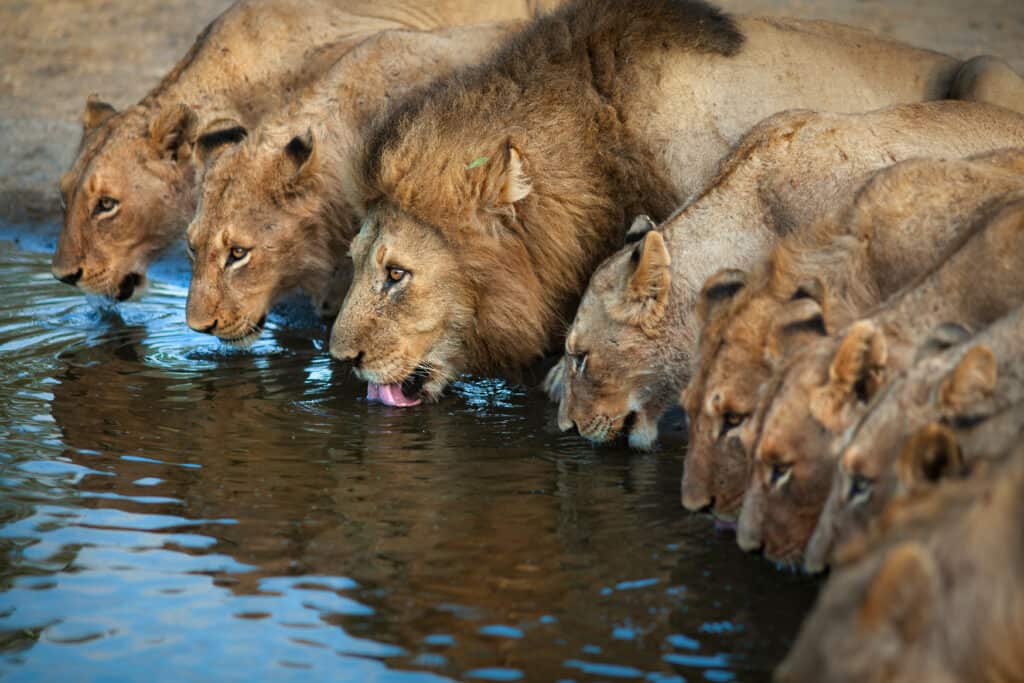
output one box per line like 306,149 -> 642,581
327,0 -> 1024,406
681,148 -> 1024,518
776,451 -> 1024,683
552,112 -> 1024,449
735,197 -> 1024,565
805,304 -> 1024,572
50,0 -> 558,301
183,22 -> 520,344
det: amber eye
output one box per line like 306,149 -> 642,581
384,267 -> 408,289
769,462 -> 792,488
94,196 -> 119,216
723,411 -> 745,429
226,246 -> 250,266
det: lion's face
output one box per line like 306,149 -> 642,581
555,228 -> 673,450
185,129 -> 352,345
329,203 -> 472,405
53,100 -> 199,301
737,322 -> 889,566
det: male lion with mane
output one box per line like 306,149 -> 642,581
51,0 -> 559,302
330,0 -> 1019,406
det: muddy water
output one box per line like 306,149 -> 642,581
0,239 -> 817,682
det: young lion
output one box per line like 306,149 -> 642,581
551,113 -> 1024,450
327,0 -> 1022,406
680,148 -> 1024,518
50,0 -> 556,301
776,450 -> 1024,683
735,197 -> 1024,566
804,304 -> 1024,572
183,22 -> 520,345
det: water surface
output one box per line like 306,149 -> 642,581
0,238 -> 818,682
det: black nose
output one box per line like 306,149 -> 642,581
199,320 -> 219,334
57,268 -> 83,286
115,273 -> 142,301
342,351 -> 364,368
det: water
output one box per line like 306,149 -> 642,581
0,237 -> 818,682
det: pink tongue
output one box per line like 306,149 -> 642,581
367,382 -> 422,407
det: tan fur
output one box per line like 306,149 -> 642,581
805,305 -> 1024,573
552,109 -> 1024,452
777,452 -> 1024,683
184,22 -> 521,342
51,0 -> 558,300
684,149 -> 1024,519
328,0 -> 1015,401
736,196 -> 1024,567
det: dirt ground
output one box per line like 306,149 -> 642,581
1,0 -> 1022,223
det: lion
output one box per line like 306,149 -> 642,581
734,196 -> 1024,566
680,148 -> 1024,518
50,0 -> 560,301
550,110 -> 1024,449
326,0 -> 1024,406
183,22 -> 521,344
804,304 -> 1024,572
776,450 -> 1024,683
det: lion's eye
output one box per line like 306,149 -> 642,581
384,266 -> 408,289
847,474 -> 872,504
226,246 -> 250,267
721,411 -> 748,435
570,351 -> 588,374
769,462 -> 792,489
185,241 -> 197,262
93,196 -> 119,216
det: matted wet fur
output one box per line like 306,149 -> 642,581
51,0 -> 560,301
184,22 -> 521,344
805,305 -> 1024,572
681,148 -> 1024,518
329,0 -> 1010,404
777,451 -> 1024,683
734,196 -> 1024,567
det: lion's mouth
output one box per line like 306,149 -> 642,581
367,367 -> 429,408
221,315 -> 267,348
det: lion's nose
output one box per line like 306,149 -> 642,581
337,350 -> 364,368
189,318 -> 218,334
54,267 -> 83,286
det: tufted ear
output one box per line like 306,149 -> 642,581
697,269 -> 747,324
618,230 -> 672,337
914,322 -> 973,363
624,214 -> 657,245
897,423 -> 966,491
83,95 -> 117,132
826,321 -> 888,405
939,345 -> 997,422
149,103 -> 198,161
195,118 -> 247,169
860,542 -> 938,643
470,140 -> 531,210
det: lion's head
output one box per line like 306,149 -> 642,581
185,125 -> 354,345
552,218 -> 676,449
805,342 -> 993,571
736,320 -> 889,567
53,98 -> 202,301
681,266 -> 831,519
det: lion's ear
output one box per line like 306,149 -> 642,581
939,345 -> 998,424
280,129 -> 320,192
768,297 -> 828,363
195,118 -> 248,169
83,95 -> 117,132
697,268 -> 747,324
826,321 -> 888,405
860,542 -> 938,643
473,141 -> 531,209
897,423 -> 966,490
149,103 -> 198,162
619,230 -> 672,337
